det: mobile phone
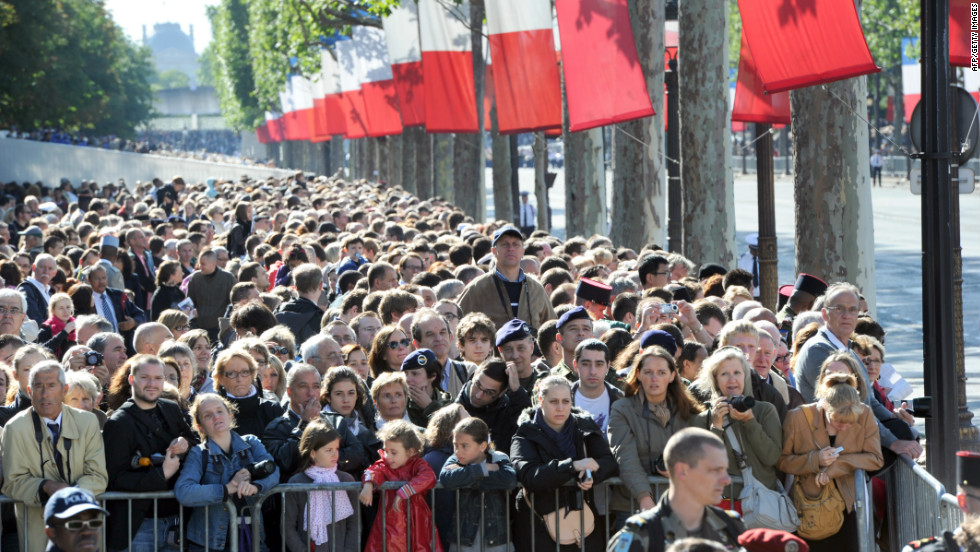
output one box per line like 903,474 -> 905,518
580,469 -> 592,481
833,446 -> 845,455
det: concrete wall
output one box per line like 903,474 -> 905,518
0,138 -> 294,191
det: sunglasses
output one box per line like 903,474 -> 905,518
62,519 -> 105,531
267,345 -> 288,355
387,338 -> 411,350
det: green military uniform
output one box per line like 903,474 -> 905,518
776,304 -> 797,337
519,366 -> 548,396
607,496 -> 745,552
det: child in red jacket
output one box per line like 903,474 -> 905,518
359,420 -> 443,552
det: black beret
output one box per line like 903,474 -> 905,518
556,306 -> 591,330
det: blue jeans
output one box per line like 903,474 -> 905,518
124,515 -> 179,552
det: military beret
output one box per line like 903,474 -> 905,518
639,329 -> 677,356
401,349 -> 438,372
496,319 -> 531,347
556,306 -> 591,331
738,528 -> 808,552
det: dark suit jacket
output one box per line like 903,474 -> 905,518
16,280 -> 48,326
129,250 -> 156,311
104,288 -> 146,353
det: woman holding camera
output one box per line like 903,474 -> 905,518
606,346 -> 702,529
511,375 -> 618,552
175,392 -> 280,552
694,347 -> 782,513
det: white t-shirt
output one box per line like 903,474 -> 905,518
575,389 -> 611,432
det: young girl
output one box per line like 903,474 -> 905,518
283,420 -> 358,552
439,417 -> 517,552
38,292 -> 76,358
359,419 -> 442,552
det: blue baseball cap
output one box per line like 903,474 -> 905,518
492,225 -> 523,246
44,487 -> 108,524
496,319 -> 532,347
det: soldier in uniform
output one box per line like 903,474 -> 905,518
607,428 -> 745,552
776,274 -> 828,340
902,451 -> 980,552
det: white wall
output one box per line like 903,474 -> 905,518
0,138 -> 294,191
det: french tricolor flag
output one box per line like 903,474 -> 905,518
336,40 -> 369,139
485,0 -> 562,134
555,0 -> 655,132
280,75 -> 313,141
265,111 -> 283,143
320,50 -> 347,137
383,3 -> 425,127
308,76 -> 331,142
901,38 -> 919,124
353,26 -> 404,137
419,0 -> 479,133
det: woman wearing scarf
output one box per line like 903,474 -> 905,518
212,347 -> 284,437
283,419 -> 359,552
511,375 -> 619,552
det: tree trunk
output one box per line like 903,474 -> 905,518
491,105 -> 514,224
331,137 -> 345,178
376,137 -> 390,182
386,135 -> 402,189
433,134 -> 454,202
611,0 -> 667,252
451,4 -> 486,221
679,0 -> 735,266
510,135 -> 521,217
791,80 -> 876,308
401,129 -> 418,195
533,132 -> 550,232
416,130 -> 433,199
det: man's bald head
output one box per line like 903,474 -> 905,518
133,323 -> 174,355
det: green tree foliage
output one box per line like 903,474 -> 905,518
207,0 -> 262,130
152,68 -> 192,91
861,0 -> 918,127
198,41 -> 218,88
0,0 -> 155,136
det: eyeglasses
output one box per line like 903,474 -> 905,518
387,338 -> 411,350
62,519 -> 105,531
0,307 -> 23,316
441,313 -> 459,322
223,370 -> 253,379
176,325 -> 191,331
826,306 -> 860,316
268,345 -> 288,355
472,379 -> 501,399
775,354 -> 791,363
863,357 -> 883,366
325,352 -> 343,363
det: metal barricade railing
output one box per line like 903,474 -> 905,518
886,454 -> 965,550
0,491 -> 239,552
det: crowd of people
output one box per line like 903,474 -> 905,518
2,129 -> 270,167
0,169 -> 941,552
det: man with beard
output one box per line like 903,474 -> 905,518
102,355 -> 197,551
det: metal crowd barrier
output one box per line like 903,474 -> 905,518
1,470 -> 886,552
0,491 -> 239,552
885,454 -> 965,550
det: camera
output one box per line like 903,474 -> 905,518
130,452 -> 165,468
905,397 -> 933,418
246,460 -> 276,481
657,303 -> 679,315
85,351 -> 104,366
727,395 -> 756,413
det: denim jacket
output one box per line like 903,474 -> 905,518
174,432 -> 280,550
438,450 -> 517,547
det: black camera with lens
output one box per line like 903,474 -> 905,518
726,395 -> 756,413
85,351 -> 104,366
905,397 -> 933,418
246,460 -> 276,481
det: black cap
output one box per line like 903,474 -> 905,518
576,278 -> 612,306
639,329 -> 677,356
492,225 -> 523,246
958,451 -> 980,488
496,319 -> 531,347
556,306 -> 591,330
698,263 -> 728,280
401,349 -> 438,372
794,273 -> 828,297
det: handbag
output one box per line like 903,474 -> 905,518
790,405 -> 846,541
724,425 -> 800,532
524,492 -> 595,546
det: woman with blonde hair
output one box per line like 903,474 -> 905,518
778,372 -> 884,551
212,347 -> 284,437
157,308 -> 191,340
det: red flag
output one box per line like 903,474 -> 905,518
353,26 -> 403,137
951,0 -> 974,67
732,32 -> 790,124
383,3 -> 426,126
308,77 -> 331,142
484,61 -> 494,132
320,50 -> 347,137
256,122 -> 271,144
337,40 -> 369,139
738,0 -> 879,94
419,0 -> 479,133
265,112 -> 283,143
485,0 -> 562,134
555,0 -> 655,132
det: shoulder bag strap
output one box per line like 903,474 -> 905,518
723,425 -> 748,471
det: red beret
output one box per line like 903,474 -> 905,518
737,529 -> 808,552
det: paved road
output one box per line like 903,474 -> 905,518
485,168 -> 980,429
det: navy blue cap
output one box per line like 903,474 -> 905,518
639,329 -> 678,357
167,215 -> 185,224
492,225 -> 524,246
556,306 -> 591,331
401,348 -> 438,372
44,487 -> 108,523
496,318 -> 531,347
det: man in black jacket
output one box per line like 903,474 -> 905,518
456,358 -> 531,453
262,363 -> 369,476
16,253 -> 57,326
86,264 -> 146,353
102,355 -> 198,552
127,228 -> 156,311
273,263 -> 324,345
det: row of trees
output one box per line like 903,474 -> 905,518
0,0 -> 156,137
205,0 -> 916,305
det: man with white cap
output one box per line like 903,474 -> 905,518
44,487 -> 109,552
97,235 -> 124,291
737,233 -> 760,299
